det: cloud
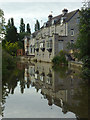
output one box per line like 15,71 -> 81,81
0,2 -> 82,32
0,0 -> 82,2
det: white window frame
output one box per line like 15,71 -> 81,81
71,29 -> 74,36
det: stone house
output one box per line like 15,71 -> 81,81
24,9 -> 80,62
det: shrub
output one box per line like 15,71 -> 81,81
52,56 -> 60,65
52,50 -> 68,65
4,41 -> 19,56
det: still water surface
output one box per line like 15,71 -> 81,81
2,62 -> 88,118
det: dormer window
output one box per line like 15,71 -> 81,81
52,20 -> 55,25
52,19 -> 57,25
60,17 -> 63,25
60,17 -> 66,25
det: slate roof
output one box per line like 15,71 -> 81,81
31,9 -> 79,37
45,9 -> 79,27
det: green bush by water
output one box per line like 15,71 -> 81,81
52,50 -> 68,65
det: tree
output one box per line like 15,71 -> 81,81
35,20 -> 40,31
26,23 -> 31,34
4,41 -> 19,56
11,18 -> 14,26
20,18 -> 25,33
5,18 -> 18,43
7,19 -> 11,27
0,9 -> 5,41
76,8 -> 90,66
76,8 -> 90,59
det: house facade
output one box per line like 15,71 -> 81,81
24,9 -> 80,62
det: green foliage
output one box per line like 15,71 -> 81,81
17,41 -> 23,49
52,56 -> 61,65
52,50 -> 68,65
76,8 -> 90,61
5,26 -> 18,43
67,42 -> 76,50
4,41 -> 19,56
35,20 -> 40,31
20,18 -> 25,33
11,18 -> 14,26
2,50 -> 16,72
26,23 -> 31,34
52,65 -> 68,79
75,8 -> 90,78
5,18 -> 18,43
18,32 -> 28,49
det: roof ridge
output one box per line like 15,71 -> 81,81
52,9 -> 79,20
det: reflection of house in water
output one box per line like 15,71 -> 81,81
24,62 -> 85,118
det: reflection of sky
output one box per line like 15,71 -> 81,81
0,2 -> 82,33
3,82 -> 76,118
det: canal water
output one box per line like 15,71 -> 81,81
1,62 -> 88,118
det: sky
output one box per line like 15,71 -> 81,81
0,0 -> 83,33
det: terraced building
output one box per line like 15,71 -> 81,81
24,9 -> 80,62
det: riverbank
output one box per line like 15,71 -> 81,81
19,56 -> 83,67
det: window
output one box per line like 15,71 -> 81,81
71,40 -> 74,44
49,54 -> 51,58
71,29 -> 74,36
47,42 -> 49,48
31,48 -> 32,53
49,41 -> 52,48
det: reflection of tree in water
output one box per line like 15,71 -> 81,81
2,62 -> 24,117
39,65 -> 88,119
2,62 -> 89,119
52,65 -> 68,79
20,78 -> 26,94
72,80 -> 88,119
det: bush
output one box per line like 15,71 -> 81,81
52,50 -> 68,65
52,56 -> 61,65
4,41 -> 19,56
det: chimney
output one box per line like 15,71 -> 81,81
48,14 -> 53,21
62,9 -> 68,15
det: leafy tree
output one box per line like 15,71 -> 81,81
35,20 -> 40,31
76,8 -> 90,62
11,18 -> 14,26
20,18 -> 25,33
4,41 -> 19,56
5,24 -> 18,43
26,23 -> 31,34
7,19 -> 11,27
52,50 -> 68,65
4,18 -> 19,43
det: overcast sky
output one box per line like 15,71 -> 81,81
0,0 -> 83,33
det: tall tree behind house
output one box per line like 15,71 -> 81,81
5,18 -> 18,43
26,23 -> 31,34
20,18 -> 25,33
35,20 -> 40,31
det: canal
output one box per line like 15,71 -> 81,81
1,61 -> 88,118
